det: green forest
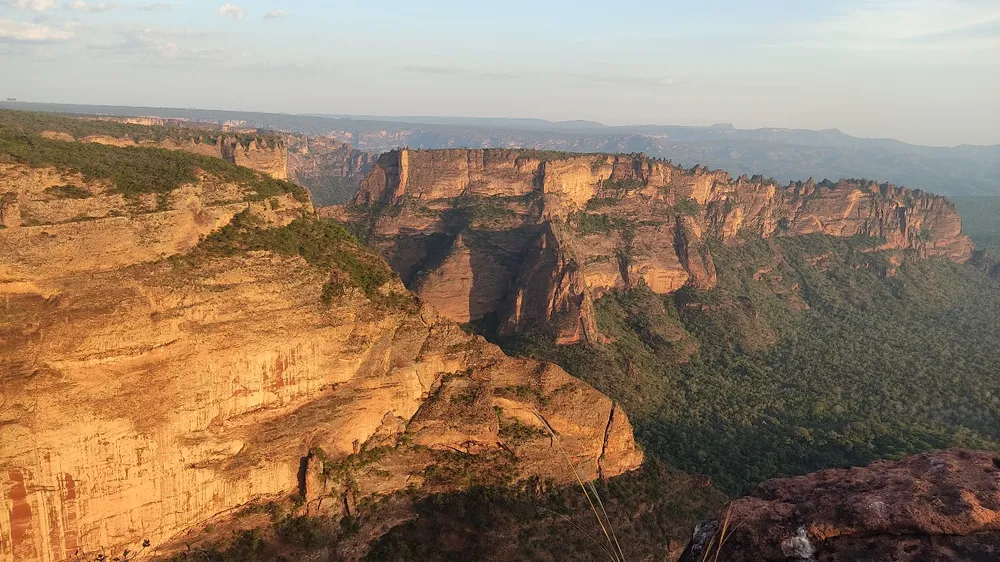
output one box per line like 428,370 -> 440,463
501,234 -> 1000,494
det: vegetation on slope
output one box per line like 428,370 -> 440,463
162,460 -> 724,562
502,235 -> 1000,494
364,460 -> 724,562
0,122 -> 307,203
186,212 -> 412,310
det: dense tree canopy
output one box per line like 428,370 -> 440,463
502,234 -> 1000,494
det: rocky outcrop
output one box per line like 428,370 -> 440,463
679,449 -> 1000,562
345,149 -> 973,344
0,148 -> 641,562
0,162 -> 306,281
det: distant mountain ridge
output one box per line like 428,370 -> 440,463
3,101 -> 998,196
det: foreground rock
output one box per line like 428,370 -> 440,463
679,449 -> 1000,561
341,148 -> 973,345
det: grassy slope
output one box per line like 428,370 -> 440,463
503,235 -> 1000,494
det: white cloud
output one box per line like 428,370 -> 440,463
2,0 -> 58,11
69,1 -> 117,11
263,9 -> 285,19
0,18 -> 73,40
780,0 -> 1000,52
217,3 -> 243,20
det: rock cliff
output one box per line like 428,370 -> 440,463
345,149 -> 974,344
0,134 -> 641,562
679,449 -> 1000,561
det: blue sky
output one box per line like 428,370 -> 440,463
1,0 -> 998,146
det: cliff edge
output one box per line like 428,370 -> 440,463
343,149 -> 973,344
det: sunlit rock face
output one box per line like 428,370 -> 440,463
345,149 -> 973,344
0,159 -> 641,562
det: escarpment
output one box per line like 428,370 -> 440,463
0,131 -> 641,562
343,148 -> 973,344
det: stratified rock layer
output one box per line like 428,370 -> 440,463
679,449 -> 1000,562
346,149 -> 974,344
0,156 -> 641,562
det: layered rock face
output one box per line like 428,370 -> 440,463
679,449 -> 1000,561
346,149 -> 973,344
0,154 -> 641,561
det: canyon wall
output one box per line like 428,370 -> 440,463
345,149 -> 974,344
0,154 -> 641,561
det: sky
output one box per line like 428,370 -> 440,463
1,0 -> 998,146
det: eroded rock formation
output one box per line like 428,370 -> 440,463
679,449 -> 1000,562
343,149 -> 973,344
0,151 -> 641,561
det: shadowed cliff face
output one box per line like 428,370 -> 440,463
0,138 -> 641,562
344,148 -> 973,344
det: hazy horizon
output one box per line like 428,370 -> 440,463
2,0 -> 998,146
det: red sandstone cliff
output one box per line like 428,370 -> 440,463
344,149 -> 973,344
0,142 -> 641,562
